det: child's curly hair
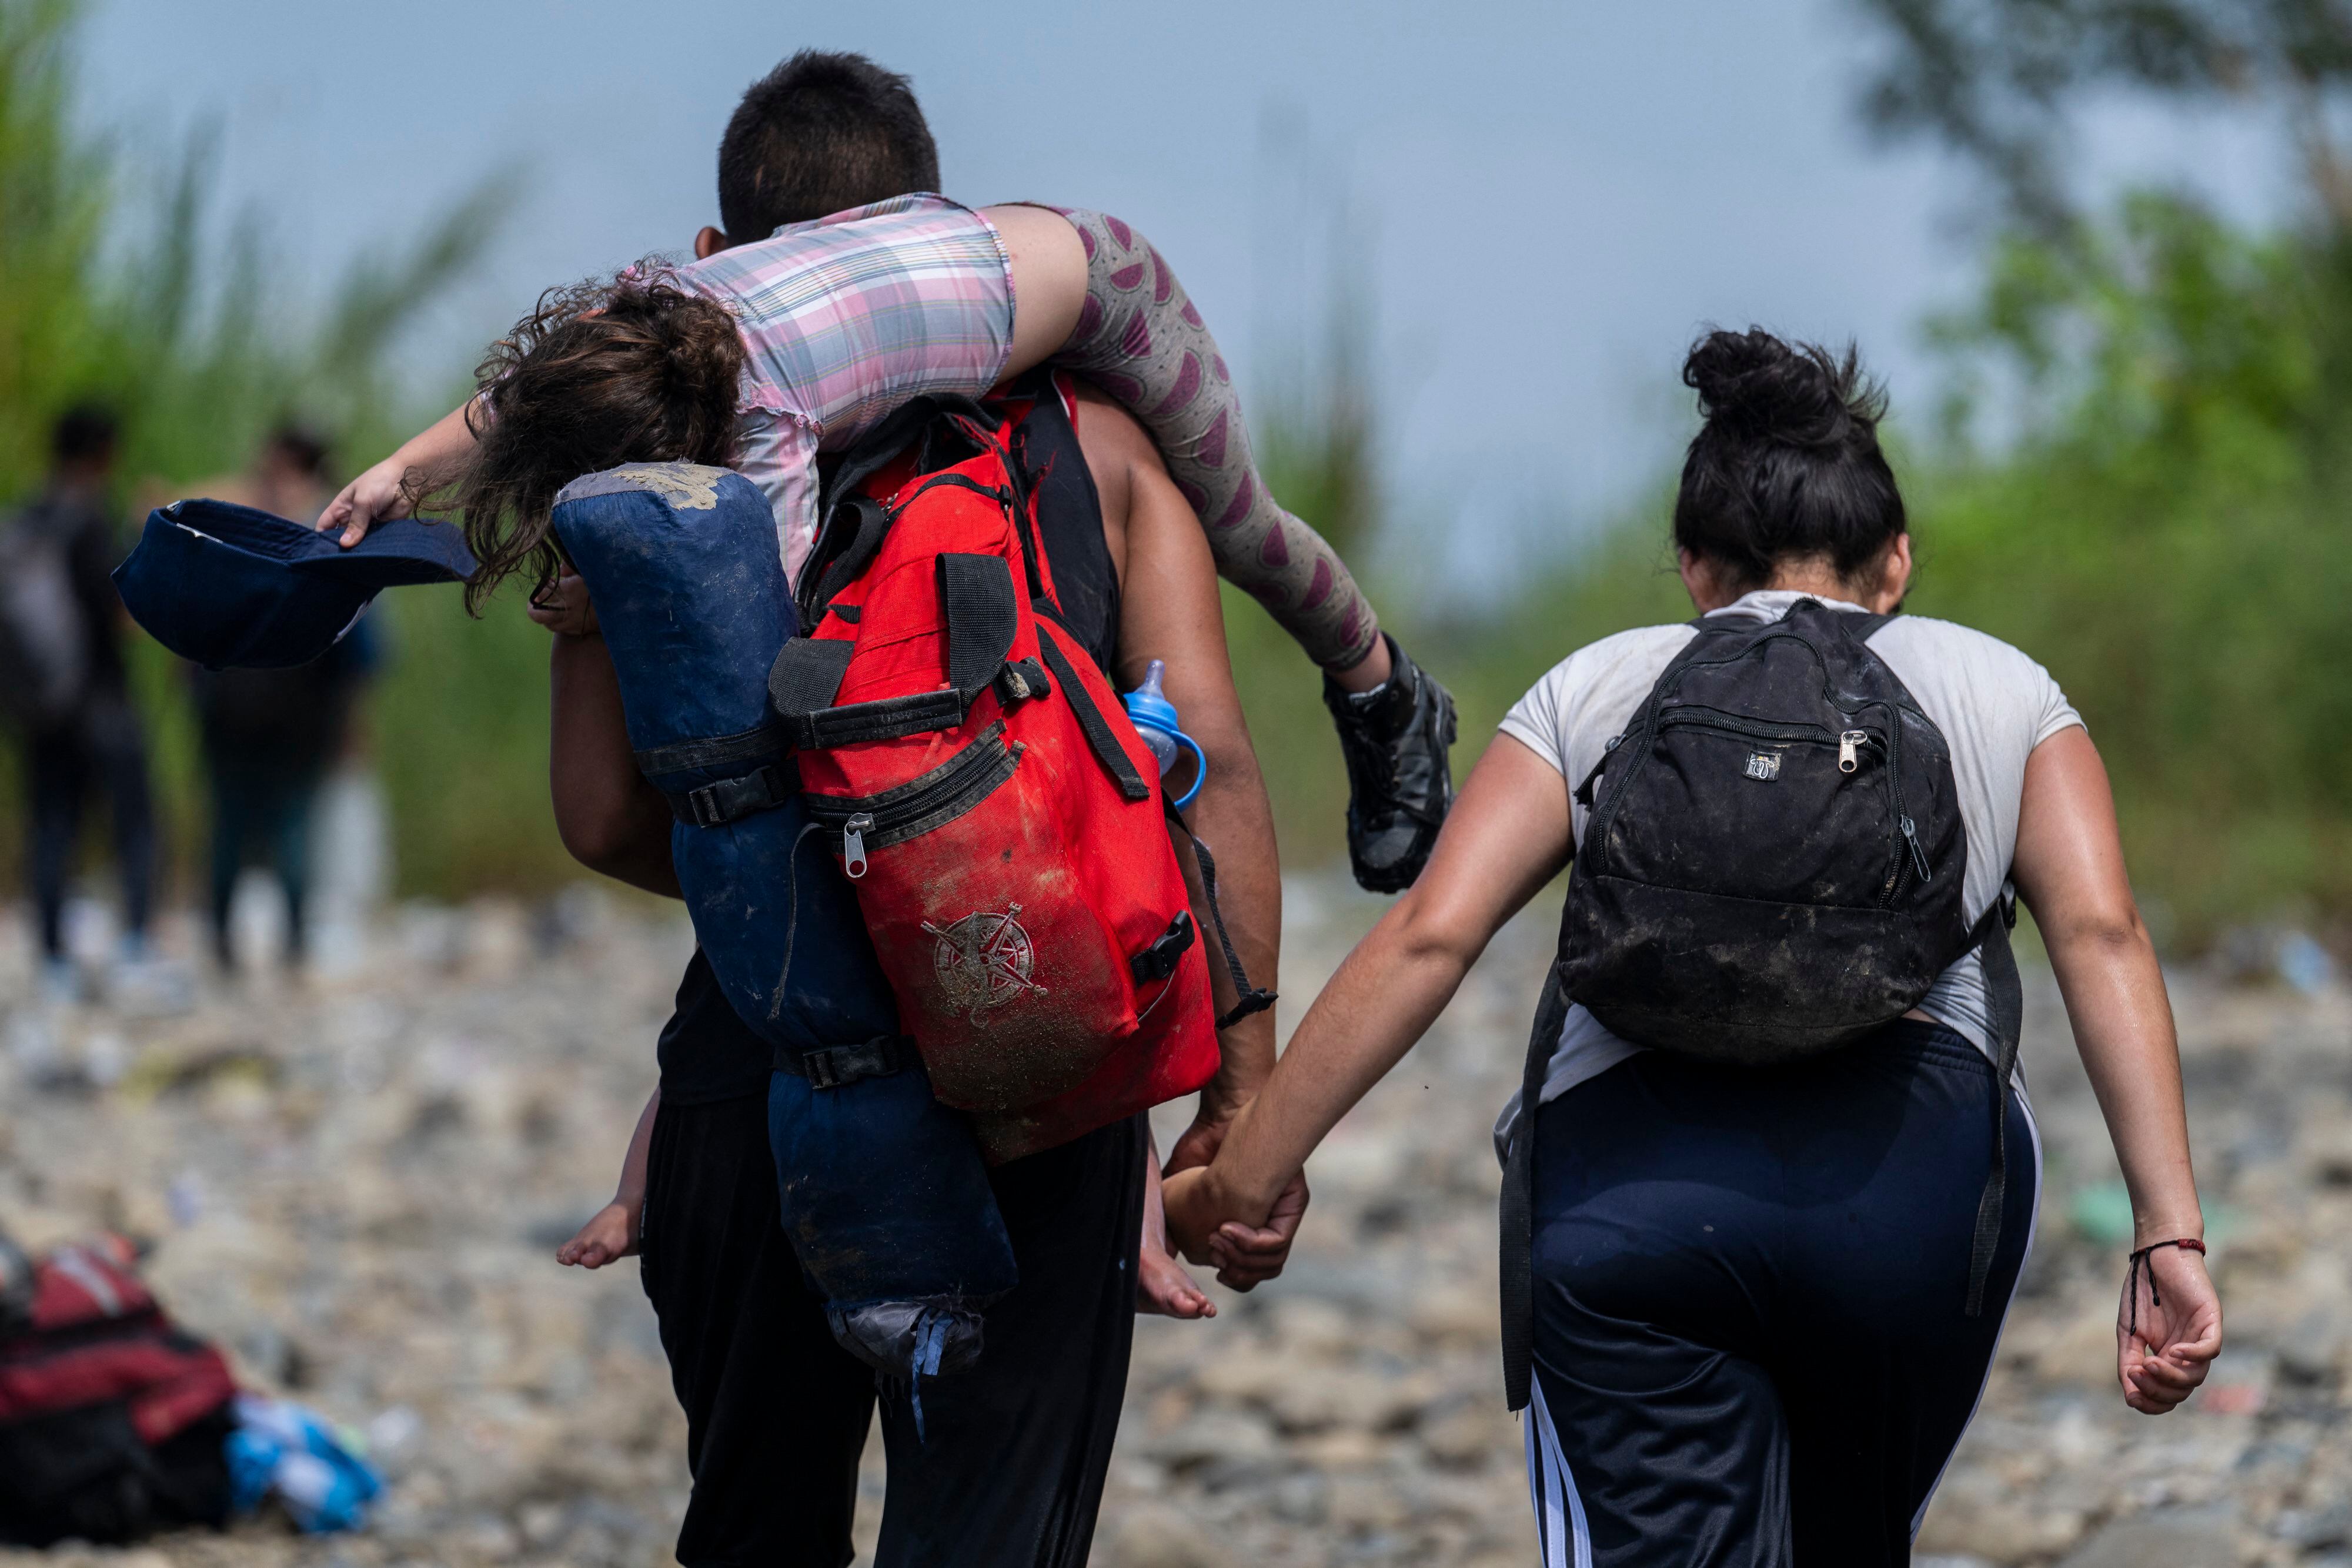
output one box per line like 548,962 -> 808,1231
421,262 -> 746,613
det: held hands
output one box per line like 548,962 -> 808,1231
2117,1242 -> 2223,1415
556,1195 -> 642,1269
1160,1091 -> 1311,1291
1162,1162 -> 1309,1292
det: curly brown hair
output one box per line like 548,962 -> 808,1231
419,262 -> 747,612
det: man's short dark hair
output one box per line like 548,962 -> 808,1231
52,404 -> 119,467
717,51 -> 940,242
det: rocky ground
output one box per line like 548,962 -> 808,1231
0,879 -> 2344,1567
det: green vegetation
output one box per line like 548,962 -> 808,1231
8,0 -> 2352,940
0,1 -> 563,900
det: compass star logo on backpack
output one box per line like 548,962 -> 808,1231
925,904 -> 1047,1024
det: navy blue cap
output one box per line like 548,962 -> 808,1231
113,499 -> 477,669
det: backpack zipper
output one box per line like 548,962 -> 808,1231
1587,627 -> 1909,879
805,726 -> 1022,874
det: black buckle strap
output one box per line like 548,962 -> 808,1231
997,659 -> 1051,706
1173,816 -> 1277,1031
1964,884 -> 2024,1318
777,1034 -> 921,1089
941,552 -> 1019,700
674,762 -> 797,827
1131,912 -> 1196,984
1501,900 -> 1581,1413
782,688 -> 967,751
635,721 -> 790,778
1037,621 -> 1150,802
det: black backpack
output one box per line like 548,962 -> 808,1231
0,1234 -> 238,1546
1498,600 -> 2023,1409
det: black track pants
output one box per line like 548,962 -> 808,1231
1524,1021 -> 2039,1566
639,1091 -> 1144,1567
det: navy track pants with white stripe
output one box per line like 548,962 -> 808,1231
1523,1019 -> 2039,1566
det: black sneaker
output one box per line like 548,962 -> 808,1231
1324,633 -> 1458,892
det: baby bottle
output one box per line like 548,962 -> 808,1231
1122,660 -> 1208,810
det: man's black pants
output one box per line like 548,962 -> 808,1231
639,1089 -> 1144,1568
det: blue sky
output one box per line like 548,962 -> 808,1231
78,0 -> 2286,583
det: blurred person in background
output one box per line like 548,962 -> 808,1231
189,427 -> 378,972
0,406 -> 161,1005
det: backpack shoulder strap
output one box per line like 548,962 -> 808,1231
1499,898 -> 1578,1412
1963,883 -> 2024,1317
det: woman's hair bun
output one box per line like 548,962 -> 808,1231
1682,328 -> 1883,450
1670,327 -> 1906,593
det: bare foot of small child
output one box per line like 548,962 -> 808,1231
1137,1136 -> 1215,1318
1139,1234 -> 1216,1318
556,1199 -> 639,1269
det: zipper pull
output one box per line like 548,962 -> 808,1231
843,813 -> 874,880
1839,730 -> 1866,774
1901,815 -> 1932,882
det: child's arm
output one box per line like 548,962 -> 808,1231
557,1087 -> 659,1269
549,620 -> 680,896
316,400 -> 479,545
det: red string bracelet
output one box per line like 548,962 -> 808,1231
2124,1237 -> 2207,1340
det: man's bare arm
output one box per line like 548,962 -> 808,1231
1077,386 -> 1282,1144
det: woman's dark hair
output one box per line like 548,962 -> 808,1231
423,263 -> 744,612
718,51 -> 939,241
1673,329 -> 1905,594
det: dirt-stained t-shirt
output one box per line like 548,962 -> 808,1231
1492,590 -> 2083,1157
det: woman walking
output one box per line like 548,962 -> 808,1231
1168,329 -> 2221,1564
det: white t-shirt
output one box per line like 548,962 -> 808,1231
1492,590 -> 2083,1155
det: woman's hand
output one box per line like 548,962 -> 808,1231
317,454 -> 414,546
2118,1243 -> 2223,1414
1162,1160 -> 1308,1291
530,572 -> 599,637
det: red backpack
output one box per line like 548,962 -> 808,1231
771,397 -> 1245,1162
0,1236 -> 238,1545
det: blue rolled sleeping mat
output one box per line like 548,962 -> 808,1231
549,463 -> 1015,1379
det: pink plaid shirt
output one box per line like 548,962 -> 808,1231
679,194 -> 1015,581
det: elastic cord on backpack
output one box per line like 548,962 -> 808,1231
765,820 -> 827,1024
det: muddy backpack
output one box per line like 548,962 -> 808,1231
1499,600 -> 2025,1409
771,397 -> 1264,1164
0,1235 -> 238,1545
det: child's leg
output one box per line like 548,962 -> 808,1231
1044,209 -> 1459,893
1047,208 -> 1379,673
1138,1132 -> 1214,1319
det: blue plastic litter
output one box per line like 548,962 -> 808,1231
225,1395 -> 383,1533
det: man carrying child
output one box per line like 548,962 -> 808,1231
542,54 -> 1310,1566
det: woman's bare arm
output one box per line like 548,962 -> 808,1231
2011,726 -> 2220,1413
1167,734 -> 1571,1278
549,628 -> 680,897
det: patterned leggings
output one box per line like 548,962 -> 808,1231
1046,209 -> 1380,672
